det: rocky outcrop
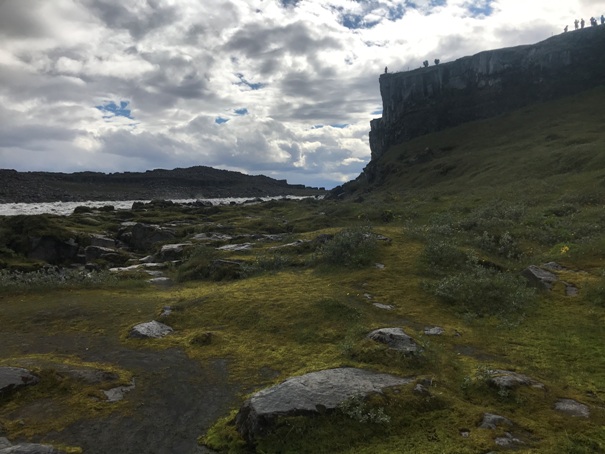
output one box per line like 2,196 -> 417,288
235,368 -> 412,442
368,27 -> 605,175
554,398 -> 590,417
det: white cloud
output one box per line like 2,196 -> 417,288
0,0 -> 603,188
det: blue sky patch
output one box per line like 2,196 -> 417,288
95,100 -> 133,119
215,117 -> 229,124
330,123 -> 349,129
371,109 -> 383,115
312,124 -> 324,129
467,0 -> 494,17
234,108 -> 248,116
235,73 -> 265,91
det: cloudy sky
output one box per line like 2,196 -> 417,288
0,0 -> 603,188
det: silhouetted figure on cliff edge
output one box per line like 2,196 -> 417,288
574,19 -> 579,29
434,58 -> 440,65
581,18 -> 585,28
564,25 -> 568,33
423,60 -> 429,68
384,66 -> 388,74
601,15 -> 604,25
590,17 -> 597,27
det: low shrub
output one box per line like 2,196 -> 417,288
316,226 -> 378,268
430,265 -> 536,318
418,238 -> 475,275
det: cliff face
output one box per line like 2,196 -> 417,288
369,26 -> 605,164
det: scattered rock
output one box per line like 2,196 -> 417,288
192,233 -> 233,242
459,429 -> 470,438
372,303 -> 394,311
156,243 -> 192,261
487,370 -> 544,390
479,413 -> 513,429
104,380 -> 136,402
84,245 -> 116,262
495,432 -> 524,448
148,277 -> 173,286
375,263 -> 385,270
216,243 -> 253,252
89,234 -> 116,248
129,321 -> 174,339
413,383 -> 431,396
563,282 -> 579,297
424,326 -> 444,336
521,265 -> 557,290
160,306 -> 173,317
235,368 -> 413,442
367,328 -> 419,354
554,399 -> 589,417
0,367 -> 39,395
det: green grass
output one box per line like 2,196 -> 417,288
2,87 -> 605,452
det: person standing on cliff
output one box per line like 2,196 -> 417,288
581,18 -> 585,28
385,66 -> 388,74
574,19 -> 579,29
601,15 -> 604,25
564,25 -> 568,32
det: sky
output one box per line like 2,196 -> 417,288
0,0 -> 603,189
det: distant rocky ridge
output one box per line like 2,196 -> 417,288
0,166 -> 324,203
366,26 -> 605,181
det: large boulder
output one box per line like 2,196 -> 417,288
27,237 -> 79,264
156,243 -> 192,261
0,367 -> 39,395
521,265 -> 557,290
128,223 -> 176,251
235,367 -> 413,442
554,399 -> 590,417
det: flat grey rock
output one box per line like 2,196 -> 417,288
235,367 -> 412,442
0,367 -> 39,395
129,321 -> 173,339
367,328 -> 418,353
148,277 -> 172,286
555,399 -> 589,417
487,370 -> 544,390
0,443 -> 64,454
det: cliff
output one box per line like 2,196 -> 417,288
369,26 -> 605,168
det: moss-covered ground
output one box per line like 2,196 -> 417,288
1,88 -> 605,452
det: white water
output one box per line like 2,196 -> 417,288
0,196 -> 313,216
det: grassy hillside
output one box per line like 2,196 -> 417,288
1,87 -> 605,453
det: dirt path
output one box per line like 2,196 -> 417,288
1,333 -> 239,454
